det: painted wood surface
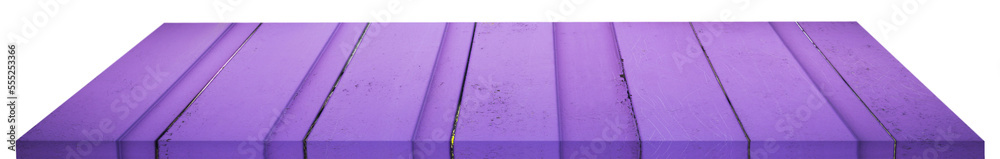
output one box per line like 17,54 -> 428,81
692,22 -> 856,158
411,22 -> 475,159
771,22 -> 895,158
263,23 -> 366,159
452,22 -> 560,158
119,23 -> 260,159
553,22 -> 640,158
614,22 -> 749,158
18,23 -> 231,159
305,23 -> 447,158
799,22 -> 983,158
18,22 -> 982,159
157,23 -> 339,158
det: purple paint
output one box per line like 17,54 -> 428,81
692,22 -> 856,158
453,22 -> 559,158
262,23 -> 366,159
19,22 -> 982,158
613,22 -> 748,158
18,23 -> 230,159
158,23 -> 339,158
553,22 -> 640,158
411,23 -> 475,159
305,23 -> 447,158
117,23 -> 259,159
799,22 -> 983,158
770,22 -> 895,158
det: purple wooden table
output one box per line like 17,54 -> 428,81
19,22 -> 983,159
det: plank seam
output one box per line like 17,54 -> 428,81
301,22 -> 372,159
409,23 -> 452,159
260,23 -> 344,158
551,22 -> 564,159
687,22 -> 752,159
794,22 -> 898,159
114,23 -> 237,159
448,22 -> 478,159
609,22 -> 644,159
153,23 -> 263,159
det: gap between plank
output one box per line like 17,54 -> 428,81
260,23 -> 345,157
609,22 -> 644,158
687,22 -> 752,159
409,23 -> 453,159
153,23 -> 263,159
301,22 -> 372,159
448,22 -> 478,159
114,23 -> 237,159
794,22 -> 898,159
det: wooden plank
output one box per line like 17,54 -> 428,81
22,22 -> 983,158
691,22 -> 856,158
117,23 -> 260,159
613,22 -> 747,158
553,22 -> 640,158
157,23 -> 339,158
261,23 -> 367,159
452,22 -> 559,158
799,22 -> 983,158
304,23 -> 447,158
17,23 -> 231,159
411,22 -> 475,159
769,22 -> 895,158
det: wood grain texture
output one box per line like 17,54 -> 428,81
19,22 -> 982,159
453,22 -> 560,158
799,22 -> 983,158
692,22 -> 856,158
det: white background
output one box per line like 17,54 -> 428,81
1,0 -> 997,158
